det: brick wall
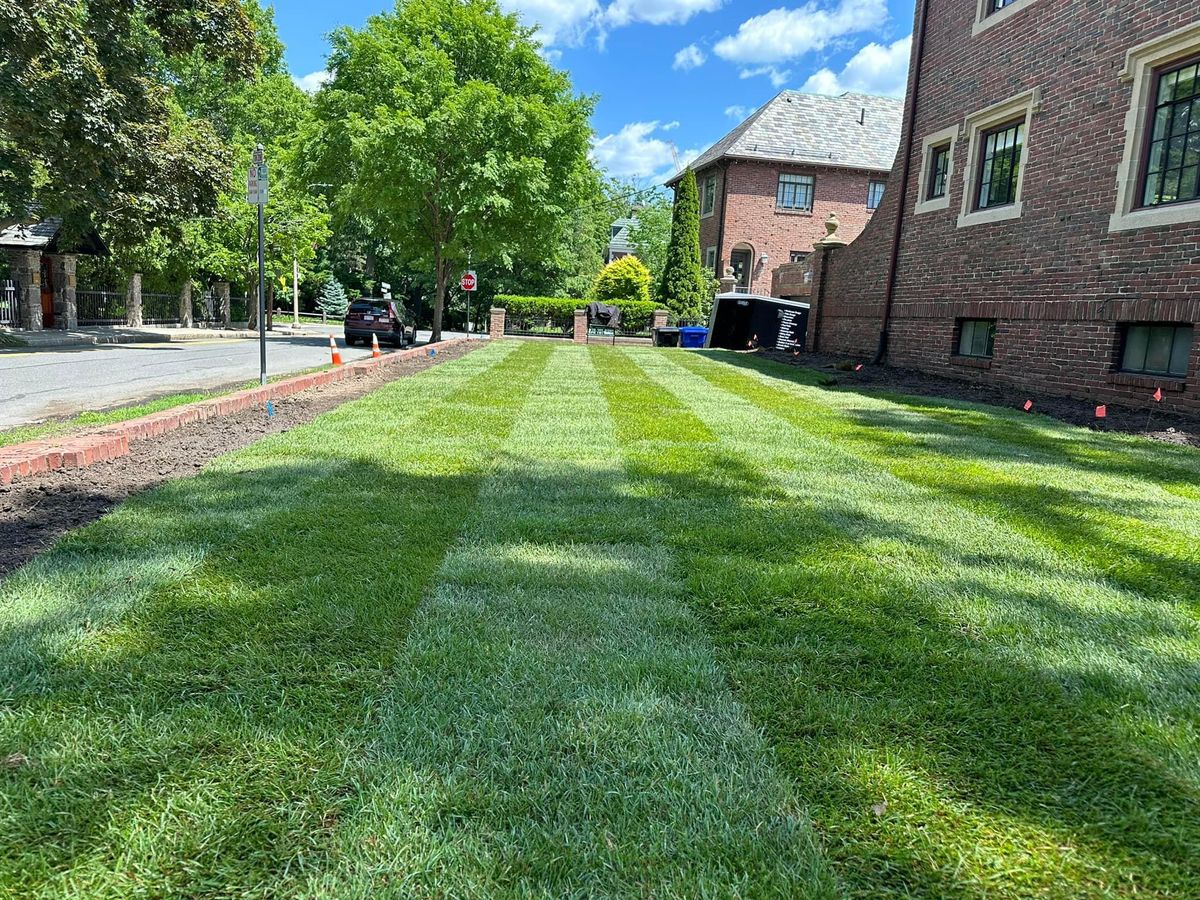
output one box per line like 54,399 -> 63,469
696,159 -> 887,293
814,0 -> 1200,413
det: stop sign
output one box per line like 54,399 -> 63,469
460,271 -> 477,292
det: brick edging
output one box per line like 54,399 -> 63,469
0,340 -> 470,486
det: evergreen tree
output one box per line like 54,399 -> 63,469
660,169 -> 709,317
316,277 -> 349,319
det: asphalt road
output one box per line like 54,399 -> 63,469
0,330 -> 470,429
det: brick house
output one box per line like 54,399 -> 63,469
669,91 -> 902,299
810,0 -> 1200,413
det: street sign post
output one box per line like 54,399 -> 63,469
461,270 -> 477,339
248,144 -> 268,386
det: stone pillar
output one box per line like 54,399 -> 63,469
718,266 -> 738,296
807,215 -> 847,354
6,249 -> 43,331
48,254 -> 78,330
217,282 -> 231,328
489,307 -> 506,340
573,308 -> 588,344
179,280 -> 193,328
126,273 -> 143,327
652,309 -> 669,331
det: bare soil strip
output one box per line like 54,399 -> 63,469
0,342 -> 477,577
766,350 -> 1200,447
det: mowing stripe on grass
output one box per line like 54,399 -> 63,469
670,351 -> 1200,606
307,344 -> 836,897
621,347 -> 1199,897
0,341 -> 550,896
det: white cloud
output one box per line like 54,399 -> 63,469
724,104 -> 752,120
662,120 -> 681,131
739,65 -> 792,87
800,35 -> 912,97
714,0 -> 888,65
673,43 -> 707,71
501,0 -> 722,48
294,70 -> 331,93
591,121 -> 701,180
605,0 -> 724,28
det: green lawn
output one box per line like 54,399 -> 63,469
1,342 -> 1196,896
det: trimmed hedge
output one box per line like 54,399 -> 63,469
495,296 -> 659,329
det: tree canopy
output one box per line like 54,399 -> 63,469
0,0 -> 263,241
306,0 -> 596,340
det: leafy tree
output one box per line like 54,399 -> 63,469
593,256 -> 651,304
627,193 -> 673,300
0,0 -> 262,241
306,0 -> 595,341
316,276 -> 350,319
660,169 -> 710,318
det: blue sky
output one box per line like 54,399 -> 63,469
277,0 -> 916,184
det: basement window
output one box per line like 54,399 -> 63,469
957,319 -> 996,358
1120,323 -> 1193,378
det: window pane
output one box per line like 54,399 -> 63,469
1123,326 -> 1149,372
1145,326 -> 1175,373
958,321 -> 974,356
1170,326 -> 1193,376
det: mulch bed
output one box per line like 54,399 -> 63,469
762,350 -> 1200,449
0,343 -> 477,578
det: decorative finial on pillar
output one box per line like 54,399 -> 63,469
813,212 -> 847,249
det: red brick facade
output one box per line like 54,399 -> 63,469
813,1 -> 1200,414
697,159 -> 887,297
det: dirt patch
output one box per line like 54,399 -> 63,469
762,350 -> 1200,449
0,343 -> 477,578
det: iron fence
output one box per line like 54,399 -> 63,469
141,292 -> 179,325
77,289 -> 127,325
504,314 -> 573,339
230,297 -> 250,322
193,290 -> 218,324
0,280 -> 21,327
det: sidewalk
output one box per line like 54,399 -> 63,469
2,324 -> 312,349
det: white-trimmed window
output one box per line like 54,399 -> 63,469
957,89 -> 1040,229
915,125 -> 957,215
973,0 -> 1044,36
701,175 -> 717,218
1111,22 -> 1200,233
704,246 -> 718,272
776,173 -> 815,212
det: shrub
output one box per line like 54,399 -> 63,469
495,295 -> 659,330
592,256 -> 651,304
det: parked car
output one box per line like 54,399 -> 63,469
344,299 -> 408,348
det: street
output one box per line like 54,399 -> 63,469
0,329 -> 471,429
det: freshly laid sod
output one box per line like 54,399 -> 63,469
0,341 -> 1196,896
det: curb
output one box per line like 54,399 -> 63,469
0,340 -> 469,486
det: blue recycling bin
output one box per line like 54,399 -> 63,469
679,326 -> 709,349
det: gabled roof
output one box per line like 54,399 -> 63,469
0,217 -> 107,255
608,216 -> 638,255
668,91 -> 904,184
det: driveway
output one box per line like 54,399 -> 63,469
0,329 -> 473,428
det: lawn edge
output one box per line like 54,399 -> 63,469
0,339 -> 473,485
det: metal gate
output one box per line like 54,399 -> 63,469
1,280 -> 23,328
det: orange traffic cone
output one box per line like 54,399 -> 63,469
371,333 -> 382,359
329,334 -> 343,367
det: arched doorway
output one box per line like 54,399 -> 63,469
729,243 -> 755,292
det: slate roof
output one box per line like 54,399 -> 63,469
608,216 -> 638,256
669,91 -> 904,184
0,217 -> 108,255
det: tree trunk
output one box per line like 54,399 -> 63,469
266,283 -> 275,331
247,279 -> 258,331
432,247 -> 446,344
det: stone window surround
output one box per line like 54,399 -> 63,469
972,0 -> 1044,37
914,125 -> 959,215
701,174 -> 718,220
1109,20 -> 1200,233
956,88 -> 1041,229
